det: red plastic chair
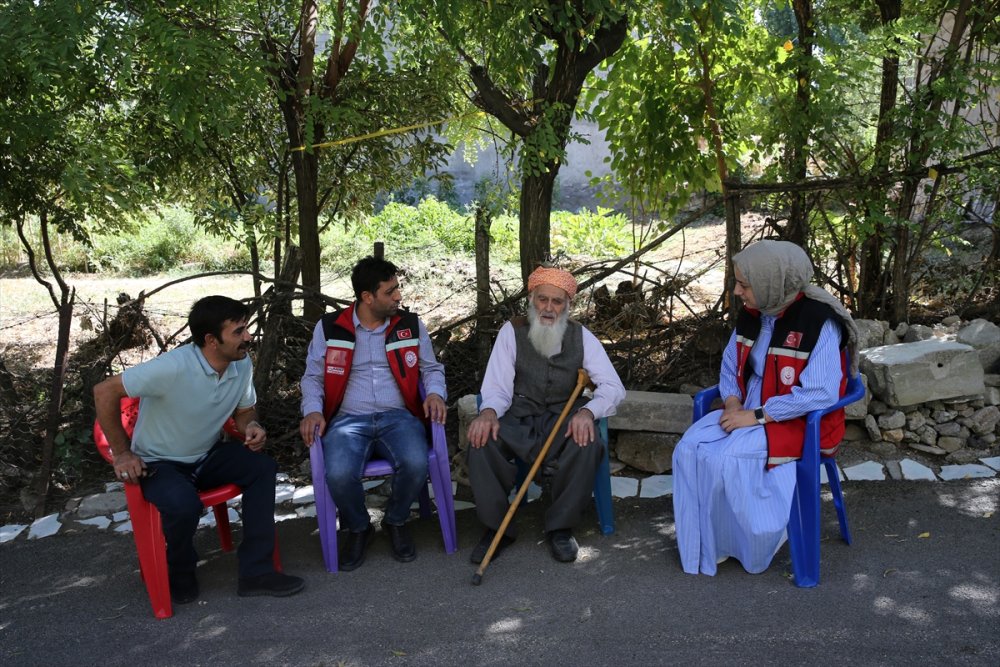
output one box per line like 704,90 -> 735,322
93,396 -> 281,619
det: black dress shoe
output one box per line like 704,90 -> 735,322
385,523 -> 417,563
470,528 -> 515,564
169,571 -> 199,604
237,572 -> 305,597
546,529 -> 579,563
340,524 -> 374,571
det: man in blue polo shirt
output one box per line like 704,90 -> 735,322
94,295 -> 304,605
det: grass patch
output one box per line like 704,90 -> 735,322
1,198 -> 636,278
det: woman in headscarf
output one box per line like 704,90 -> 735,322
672,240 -> 859,576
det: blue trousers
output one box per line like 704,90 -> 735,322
140,441 -> 278,578
322,410 -> 429,532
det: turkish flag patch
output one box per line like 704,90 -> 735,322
397,329 -> 412,339
784,331 -> 803,348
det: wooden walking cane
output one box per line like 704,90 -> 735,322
472,368 -> 592,585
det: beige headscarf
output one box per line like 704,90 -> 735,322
733,240 -> 860,374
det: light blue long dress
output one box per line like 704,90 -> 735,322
672,316 -> 842,575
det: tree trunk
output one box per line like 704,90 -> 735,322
34,295 -> 74,518
254,245 -> 302,405
786,0 -> 814,247
245,219 -> 262,301
888,0 -> 974,323
474,204 -> 494,375
858,0 -> 902,319
291,148 -> 323,322
518,168 -> 558,284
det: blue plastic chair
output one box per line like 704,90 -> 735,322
476,396 -> 615,535
692,372 -> 865,587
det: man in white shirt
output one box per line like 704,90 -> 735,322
467,267 -> 625,563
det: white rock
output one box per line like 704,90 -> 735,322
980,456 -> 1000,471
0,524 -> 28,543
820,464 -> 844,484
111,510 -> 129,523
610,476 -> 639,498
639,475 -> 673,498
428,481 -> 458,501
295,504 -> 317,518
78,516 -> 112,529
227,507 -> 240,524
363,479 -> 385,491
900,459 -> 937,481
843,461 -> 886,481
198,511 -> 217,528
104,482 -> 124,493
276,472 -> 290,482
452,501 -> 476,512
27,514 -> 61,539
274,483 -> 296,504
292,485 -> 315,505
508,481 -> 542,504
275,512 -> 298,523
939,464 -> 996,481
114,521 -> 133,533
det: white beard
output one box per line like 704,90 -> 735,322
527,302 -> 569,358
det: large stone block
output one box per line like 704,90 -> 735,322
956,319 -> 1000,372
854,319 -> 887,350
607,391 -> 693,434
456,394 -> 480,452
614,431 -> 680,473
859,340 -> 985,408
844,373 -> 870,420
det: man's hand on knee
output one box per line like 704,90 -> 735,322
300,412 -> 325,446
565,408 -> 595,446
468,409 -> 499,448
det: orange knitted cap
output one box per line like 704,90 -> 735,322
527,267 -> 577,298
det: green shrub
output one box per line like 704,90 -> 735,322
551,208 -> 631,258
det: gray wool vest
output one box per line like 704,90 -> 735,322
509,318 -> 585,419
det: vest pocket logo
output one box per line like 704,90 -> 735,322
397,328 -> 412,339
327,349 -> 349,366
780,365 -> 796,385
404,350 -> 418,368
783,331 -> 803,348
327,366 -> 345,375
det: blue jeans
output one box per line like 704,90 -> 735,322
322,410 -> 429,532
140,441 -> 278,578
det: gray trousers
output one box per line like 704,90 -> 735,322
467,409 -> 605,536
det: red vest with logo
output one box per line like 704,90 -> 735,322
734,294 -> 848,468
321,305 -> 424,423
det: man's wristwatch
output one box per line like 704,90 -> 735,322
754,407 -> 767,425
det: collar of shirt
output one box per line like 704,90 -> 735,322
353,308 -> 389,334
193,344 -> 239,381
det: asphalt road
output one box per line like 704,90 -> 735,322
2,479 -> 998,666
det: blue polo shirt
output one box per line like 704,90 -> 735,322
122,344 -> 256,463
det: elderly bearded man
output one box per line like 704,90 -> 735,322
466,267 -> 625,563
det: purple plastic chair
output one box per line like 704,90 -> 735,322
309,387 -> 458,572
692,371 -> 865,587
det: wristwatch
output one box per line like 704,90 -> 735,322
754,407 -> 767,425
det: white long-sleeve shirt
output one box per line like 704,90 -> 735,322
478,321 -> 625,420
